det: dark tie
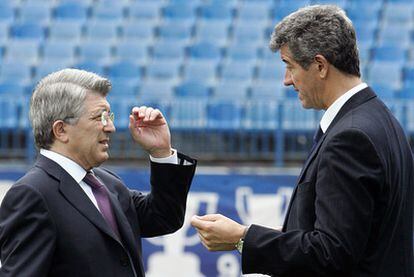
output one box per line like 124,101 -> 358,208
83,171 -> 120,238
310,125 -> 323,154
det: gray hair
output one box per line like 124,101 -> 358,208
30,68 -> 112,149
269,5 -> 360,77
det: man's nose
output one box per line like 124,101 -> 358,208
104,118 -> 116,133
283,70 -> 293,86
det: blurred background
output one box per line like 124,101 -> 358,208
0,0 -> 413,276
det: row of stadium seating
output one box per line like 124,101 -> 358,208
0,0 -> 412,128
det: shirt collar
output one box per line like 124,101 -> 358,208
320,82 -> 368,133
40,149 -> 87,183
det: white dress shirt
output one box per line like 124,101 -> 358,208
319,83 -> 368,133
40,148 -> 179,211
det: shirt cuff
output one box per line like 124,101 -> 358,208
149,148 -> 178,164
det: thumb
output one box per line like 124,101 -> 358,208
197,213 -> 222,222
190,215 -> 206,228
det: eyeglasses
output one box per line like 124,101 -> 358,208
100,110 -> 114,126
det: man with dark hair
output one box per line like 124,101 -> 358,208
0,68 -> 196,276
191,5 -> 414,276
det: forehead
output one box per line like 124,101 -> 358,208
84,92 -> 110,112
279,45 -> 294,63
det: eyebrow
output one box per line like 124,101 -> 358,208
89,108 -> 110,117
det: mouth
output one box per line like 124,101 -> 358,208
99,139 -> 110,148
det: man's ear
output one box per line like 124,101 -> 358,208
314,54 -> 329,79
52,120 -> 69,143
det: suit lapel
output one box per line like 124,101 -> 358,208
282,87 -> 377,229
35,156 -> 120,242
105,187 -> 145,274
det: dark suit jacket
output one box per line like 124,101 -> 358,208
242,88 -> 414,276
0,153 -> 196,277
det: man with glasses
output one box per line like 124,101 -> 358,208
0,68 -> 196,277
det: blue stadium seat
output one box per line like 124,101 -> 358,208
107,61 -> 141,83
120,20 -> 154,43
237,2 -> 271,22
157,21 -> 193,42
78,40 -> 113,63
42,41 -> 76,63
92,2 -> 125,21
371,84 -> 397,99
137,80 -> 175,105
0,95 -> 21,129
371,45 -> 407,63
128,2 -> 161,21
0,61 -> 32,83
48,20 -> 84,42
377,23 -> 411,47
175,81 -> 210,98
256,60 -> 285,81
138,80 -> 175,98
10,22 -> 45,40
250,81 -> 285,100
382,3 -> 414,23
4,39 -> 40,64
207,101 -> 242,130
109,79 -> 138,96
398,83 -> 414,99
220,61 -> 255,81
212,81 -> 249,100
354,24 -> 377,45
346,4 -> 381,22
34,60 -> 72,81
311,0 -> 347,8
0,81 -> 25,96
199,3 -> 234,21
188,41 -> 222,61
168,0 -> 201,7
232,22 -> 266,44
114,40 -> 148,64
0,23 -> 9,45
145,60 -> 181,80
273,1 -> 311,20
169,99 -> 207,129
366,61 -> 402,90
282,99 -> 318,131
84,20 -> 120,41
182,59 -> 218,83
162,4 -> 195,22
358,42 -> 372,65
54,2 -> 89,21
0,3 -> 15,23
195,20 -> 229,46
19,2 -> 51,23
226,43 -> 259,61
403,65 -> 414,83
151,40 -> 186,61
243,100 -> 279,130
74,61 -> 105,75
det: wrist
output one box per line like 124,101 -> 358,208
235,225 -> 249,254
149,148 -> 173,158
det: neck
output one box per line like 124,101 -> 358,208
323,71 -> 362,109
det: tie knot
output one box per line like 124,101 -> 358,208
83,171 -> 103,189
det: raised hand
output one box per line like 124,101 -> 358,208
128,106 -> 172,158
